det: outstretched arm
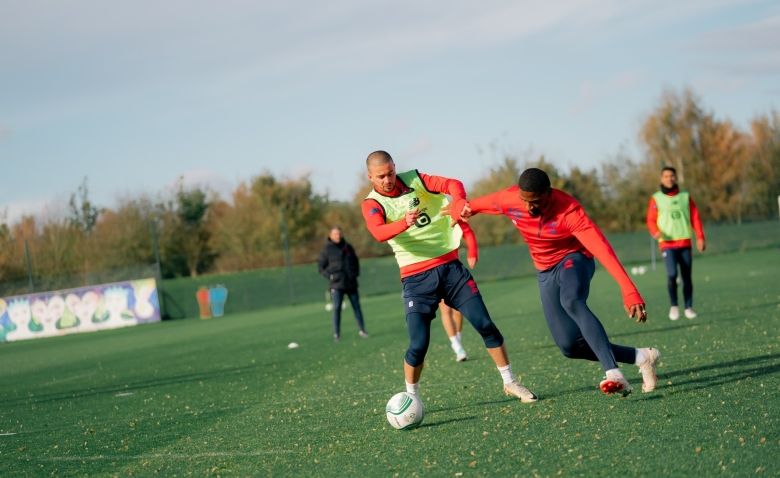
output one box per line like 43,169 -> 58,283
567,207 -> 647,322
467,189 -> 511,216
419,173 -> 469,221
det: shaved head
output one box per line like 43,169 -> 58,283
366,150 -> 394,170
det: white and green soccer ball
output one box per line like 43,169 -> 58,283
386,392 -> 425,430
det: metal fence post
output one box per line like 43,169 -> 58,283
650,235 -> 656,271
24,239 -> 34,293
280,207 -> 296,304
149,221 -> 168,319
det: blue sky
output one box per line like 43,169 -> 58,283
1,0 -> 778,221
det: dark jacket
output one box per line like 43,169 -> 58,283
317,238 -> 360,291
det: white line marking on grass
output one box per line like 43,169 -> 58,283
0,432 -> 17,436
40,450 -> 295,461
115,392 -> 134,397
41,372 -> 97,386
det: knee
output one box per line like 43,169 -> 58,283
405,343 -> 427,367
557,343 -> 576,358
560,293 -> 585,315
472,320 -> 503,348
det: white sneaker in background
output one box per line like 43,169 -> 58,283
669,306 -> 680,321
455,348 -> 468,362
684,308 -> 697,319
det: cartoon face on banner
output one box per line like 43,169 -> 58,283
6,299 -> 33,340
0,278 -> 161,342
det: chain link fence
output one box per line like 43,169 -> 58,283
160,219 -> 780,318
2,220 -> 777,319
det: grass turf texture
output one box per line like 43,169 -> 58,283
1,248 -> 779,476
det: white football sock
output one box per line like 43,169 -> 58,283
457,332 -> 462,341
405,380 -> 419,395
605,368 -> 624,380
634,348 -> 646,366
449,335 -> 462,352
497,364 -> 516,385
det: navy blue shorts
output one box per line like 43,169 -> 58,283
401,260 -> 481,318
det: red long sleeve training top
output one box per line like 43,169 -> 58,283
361,173 -> 476,279
469,187 -> 643,307
645,189 -> 705,250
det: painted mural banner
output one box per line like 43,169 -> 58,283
0,278 -> 161,343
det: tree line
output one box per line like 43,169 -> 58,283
1,88 -> 778,282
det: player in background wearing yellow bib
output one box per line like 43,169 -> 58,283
646,167 -> 706,320
361,151 -> 537,402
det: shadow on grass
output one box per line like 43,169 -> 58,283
548,353 -> 780,400
532,303 -> 779,351
0,360 -> 286,408
418,415 -> 478,428
427,398 -> 518,415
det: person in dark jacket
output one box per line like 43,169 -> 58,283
317,227 -> 369,341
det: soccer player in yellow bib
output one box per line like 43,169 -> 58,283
646,167 -> 706,320
361,151 -> 537,402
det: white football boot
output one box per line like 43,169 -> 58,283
638,348 -> 661,392
600,374 -> 633,397
504,381 -> 538,403
669,306 -> 680,321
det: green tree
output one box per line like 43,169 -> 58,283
68,177 -> 101,234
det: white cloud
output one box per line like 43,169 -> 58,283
569,68 -> 650,115
687,14 -> 780,79
2,196 -> 59,224
400,137 -> 431,159
0,0 -> 753,126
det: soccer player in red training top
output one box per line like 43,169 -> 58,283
361,151 -> 538,402
451,168 -> 661,396
646,167 -> 706,321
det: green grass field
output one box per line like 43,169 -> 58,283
1,248 -> 779,476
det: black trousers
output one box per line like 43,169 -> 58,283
331,289 -> 365,336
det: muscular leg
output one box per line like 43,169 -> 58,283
662,249 -> 680,307
331,289 -> 344,337
404,312 -> 434,385
539,254 -> 636,371
679,248 -> 694,309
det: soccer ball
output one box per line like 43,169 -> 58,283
386,392 -> 425,430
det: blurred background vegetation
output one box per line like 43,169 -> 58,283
2,88 -> 779,282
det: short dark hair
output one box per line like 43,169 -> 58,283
662,166 -> 677,175
366,151 -> 394,169
518,168 -> 551,193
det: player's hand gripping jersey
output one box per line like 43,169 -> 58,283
362,170 -> 476,278
469,187 -> 643,308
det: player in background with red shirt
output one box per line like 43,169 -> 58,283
449,168 -> 661,397
646,167 -> 706,321
439,222 -> 478,362
362,151 -> 537,402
